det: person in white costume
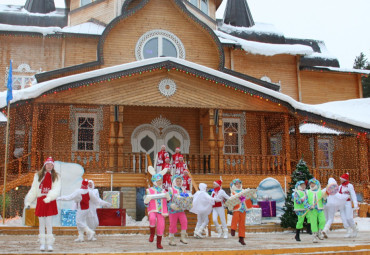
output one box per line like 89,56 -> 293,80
86,180 -> 102,240
322,178 -> 350,238
211,180 -> 230,238
57,179 -> 111,242
338,173 -> 359,238
190,183 -> 217,238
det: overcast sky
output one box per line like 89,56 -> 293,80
1,0 -> 369,68
224,0 -> 370,68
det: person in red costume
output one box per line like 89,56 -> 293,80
338,173 -> 359,237
25,157 -> 61,252
156,145 -> 169,173
182,169 -> 192,193
172,147 -> 182,167
175,156 -> 188,176
211,180 -> 230,239
162,157 -> 172,191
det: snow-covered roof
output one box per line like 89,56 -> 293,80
0,112 -> 7,122
309,66 -> 370,75
299,123 -> 343,135
60,22 -> 105,35
215,30 -> 314,56
0,57 -> 369,132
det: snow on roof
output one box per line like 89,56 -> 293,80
219,22 -> 284,37
215,30 -> 314,56
299,123 -> 343,135
1,57 -> 369,131
0,22 -> 105,36
303,41 -> 337,60
0,111 -> 7,122
61,22 -> 105,35
312,66 -> 370,75
0,0 -> 65,8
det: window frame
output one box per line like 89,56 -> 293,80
188,0 -> 209,15
80,0 -> 92,7
135,29 -> 186,60
317,137 -> 334,169
223,118 -> 242,155
74,113 -> 97,152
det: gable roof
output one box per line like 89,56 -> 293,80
1,57 -> 369,133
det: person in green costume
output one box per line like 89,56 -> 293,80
293,180 -> 310,241
306,178 -> 329,243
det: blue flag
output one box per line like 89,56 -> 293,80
6,60 -> 13,104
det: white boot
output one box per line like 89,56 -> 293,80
216,226 -> 222,238
38,234 -> 46,251
169,235 -> 176,246
321,227 -> 329,239
46,234 -> 55,251
222,227 -> 228,239
194,227 -> 204,239
84,227 -> 95,241
350,225 -> 358,238
344,228 -> 352,238
318,230 -> 324,240
180,230 -> 188,244
312,232 -> 319,243
74,231 -> 84,242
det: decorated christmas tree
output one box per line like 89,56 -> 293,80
280,159 -> 313,229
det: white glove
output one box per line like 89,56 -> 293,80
103,202 -> 112,208
165,192 -> 171,201
43,197 -> 51,203
144,196 -> 151,204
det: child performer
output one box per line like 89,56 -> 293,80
338,173 -> 359,238
229,179 -> 248,245
322,178 -> 349,238
292,180 -> 310,242
162,156 -> 172,191
175,156 -> 188,176
86,179 -> 101,237
167,175 -> 188,246
24,157 -> 61,252
190,183 -> 216,238
156,145 -> 169,173
306,178 -> 328,243
182,169 -> 192,194
57,179 -> 111,242
172,147 -> 182,167
211,179 -> 230,238
144,169 -> 171,249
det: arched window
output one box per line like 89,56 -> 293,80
135,30 -> 185,60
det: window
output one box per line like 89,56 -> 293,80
317,138 -> 333,169
135,30 -> 185,60
188,0 -> 209,15
270,135 -> 282,156
75,113 -> 96,151
81,0 -> 92,7
12,76 -> 34,90
223,118 -> 241,154
4,63 -> 40,91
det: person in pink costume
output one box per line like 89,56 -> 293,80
144,167 -> 171,249
167,175 -> 189,246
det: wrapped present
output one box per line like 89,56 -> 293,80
61,209 -> 77,226
103,191 -> 123,209
245,208 -> 262,225
225,189 -> 257,210
172,194 -> 193,210
258,200 -> 276,217
25,208 -> 39,227
97,208 -> 126,226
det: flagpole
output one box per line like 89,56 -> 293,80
2,102 -> 11,224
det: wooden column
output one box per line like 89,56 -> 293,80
48,106 -> 55,151
209,109 -> 216,173
314,135 -> 319,171
358,134 -> 369,183
109,106 -> 117,172
117,106 -> 125,171
217,110 -> 224,174
30,104 -> 39,170
296,56 -> 302,102
283,114 -> 291,174
294,117 -> 302,159
260,115 -> 267,173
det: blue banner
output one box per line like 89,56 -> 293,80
6,60 -> 13,104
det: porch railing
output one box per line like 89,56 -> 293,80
314,168 -> 363,185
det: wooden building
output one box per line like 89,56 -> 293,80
0,0 -> 369,218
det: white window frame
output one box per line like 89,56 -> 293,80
74,113 -> 97,152
80,0 -> 92,7
223,118 -> 242,155
135,29 -> 186,60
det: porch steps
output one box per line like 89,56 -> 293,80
0,223 -> 344,236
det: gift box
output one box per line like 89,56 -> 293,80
258,200 -> 276,217
97,208 -> 126,226
103,191 -> 123,209
25,208 -> 39,227
245,208 -> 262,225
61,209 -> 77,226
172,194 -> 193,210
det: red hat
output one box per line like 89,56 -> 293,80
179,155 -> 184,159
176,147 -> 180,151
81,179 -> 89,189
340,173 -> 349,182
43,157 -> 54,166
214,180 -> 222,187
